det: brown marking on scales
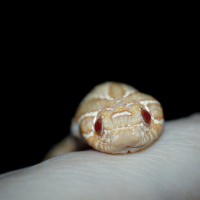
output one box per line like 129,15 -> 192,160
108,83 -> 126,99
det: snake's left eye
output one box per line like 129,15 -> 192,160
141,109 -> 151,125
94,118 -> 103,135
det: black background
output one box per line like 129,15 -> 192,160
1,20 -> 199,174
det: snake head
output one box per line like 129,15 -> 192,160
75,82 -> 164,154
80,98 -> 164,154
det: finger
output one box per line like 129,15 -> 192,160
0,114 -> 200,200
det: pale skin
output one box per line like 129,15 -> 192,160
0,114 -> 200,200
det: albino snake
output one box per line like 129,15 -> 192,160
46,82 -> 164,158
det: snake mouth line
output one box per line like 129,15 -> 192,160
126,145 -> 145,149
126,145 -> 146,154
113,145 -> 146,154
126,145 -> 145,148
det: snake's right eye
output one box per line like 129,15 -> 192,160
94,118 -> 103,135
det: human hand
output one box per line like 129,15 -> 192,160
0,114 -> 200,200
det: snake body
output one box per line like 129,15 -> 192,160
71,82 -> 164,154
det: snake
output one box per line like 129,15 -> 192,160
46,82 -> 164,158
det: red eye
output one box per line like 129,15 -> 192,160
94,118 -> 103,135
141,109 -> 151,125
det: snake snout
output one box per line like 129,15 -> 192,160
111,133 -> 141,153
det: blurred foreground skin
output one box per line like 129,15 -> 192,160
0,114 -> 200,200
